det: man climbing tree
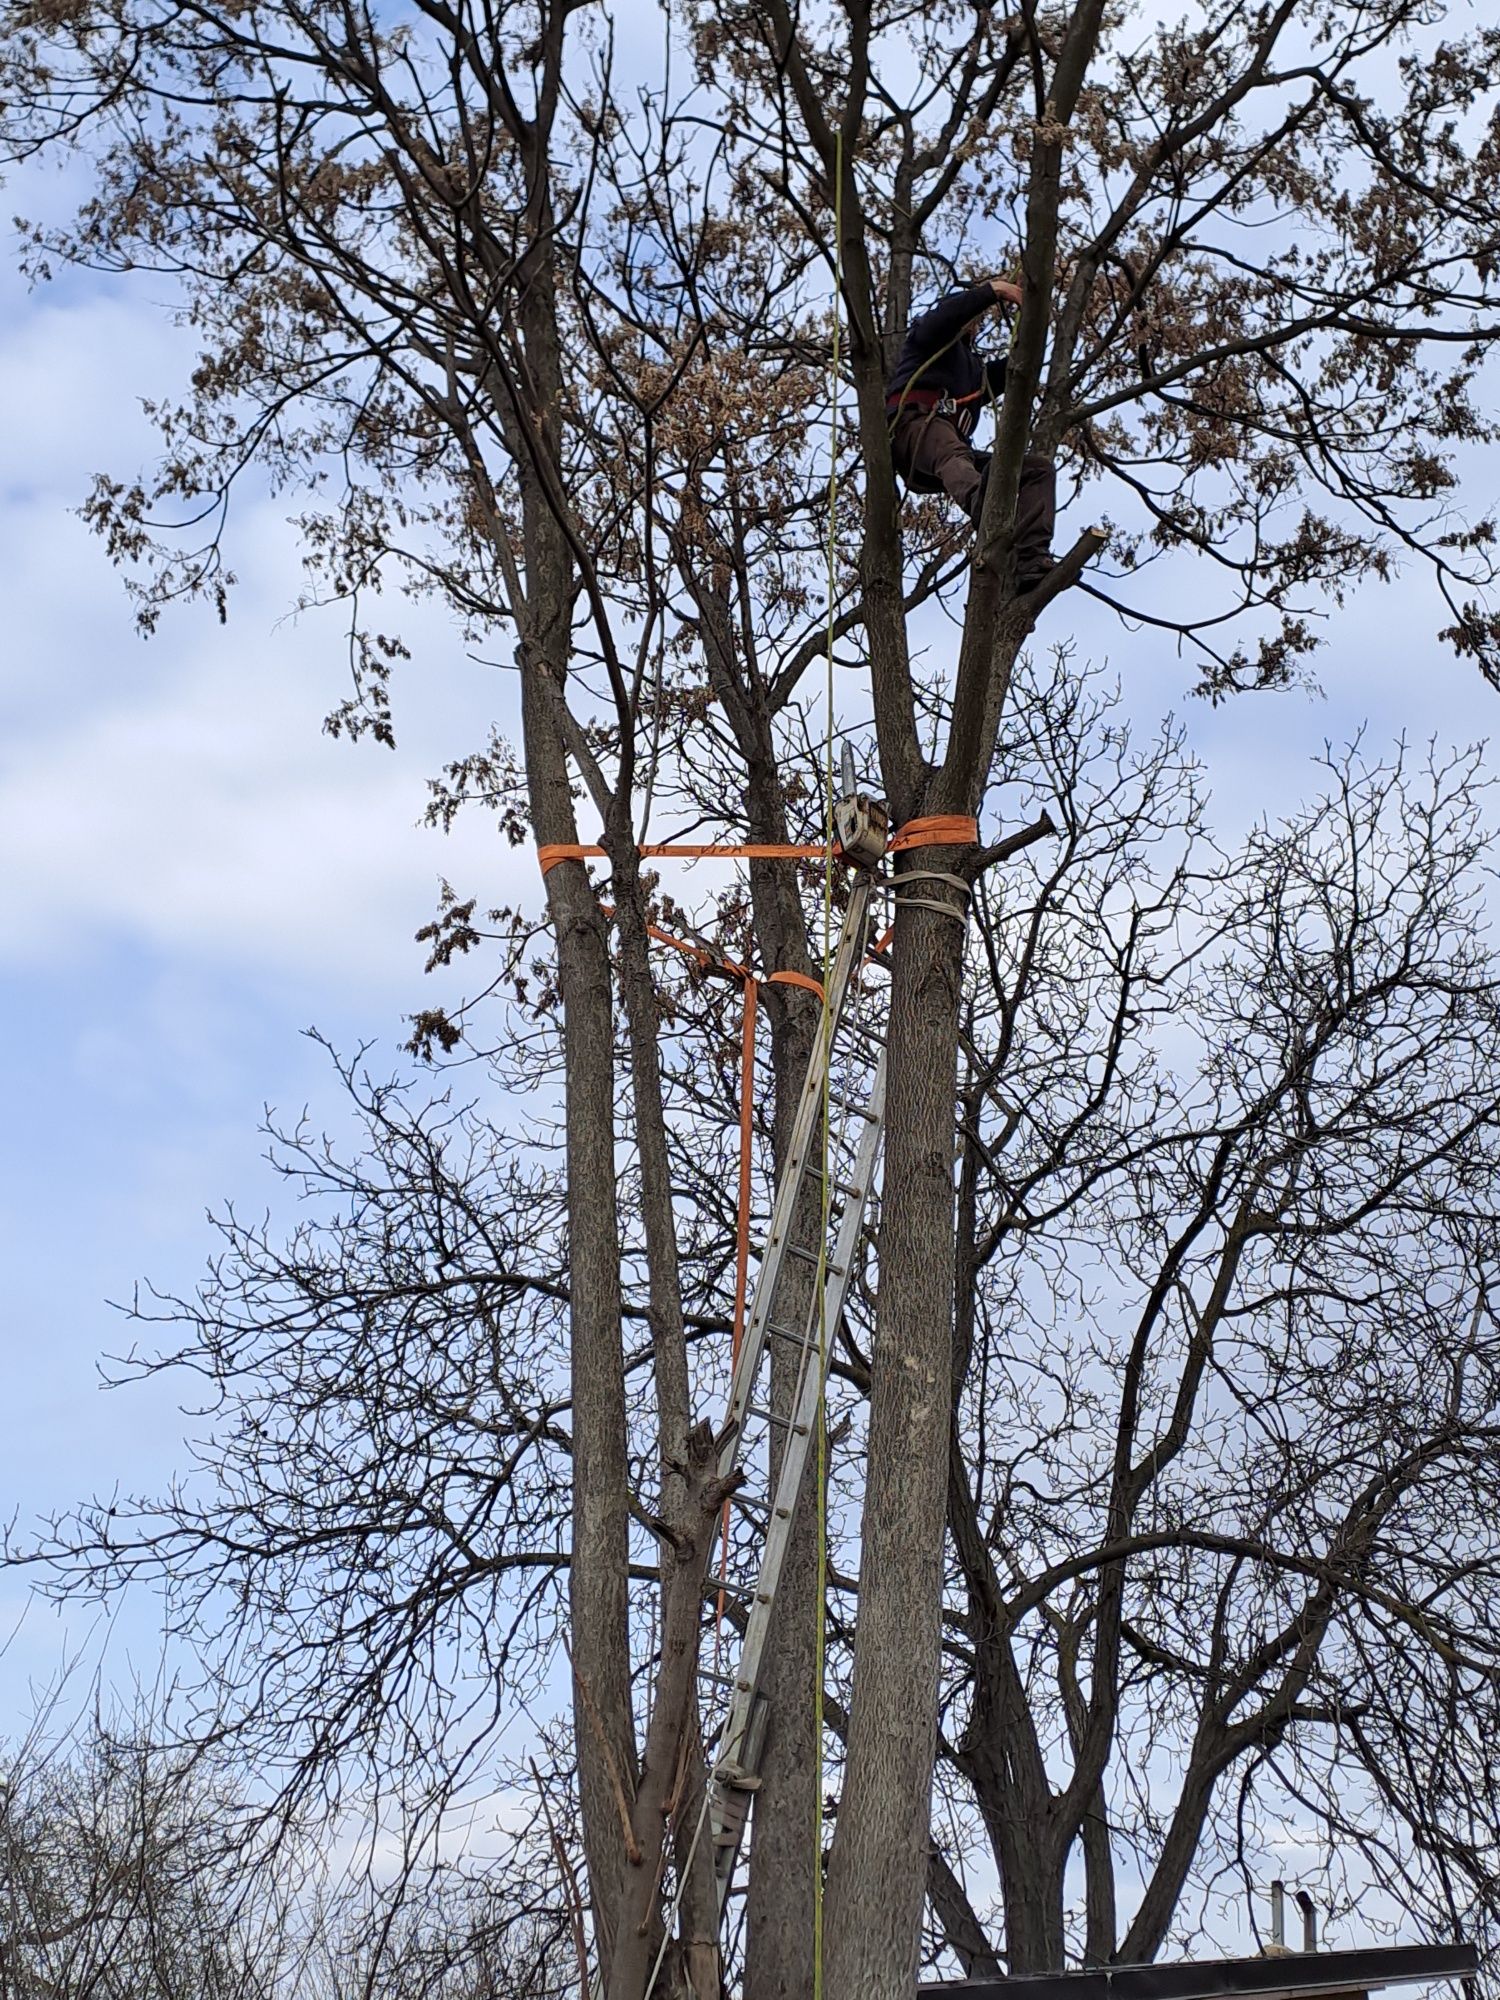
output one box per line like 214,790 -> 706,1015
886,274 -> 1057,588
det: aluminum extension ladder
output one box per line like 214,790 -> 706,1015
700,850 -> 889,1910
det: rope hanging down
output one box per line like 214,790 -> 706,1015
812,118 -> 846,2000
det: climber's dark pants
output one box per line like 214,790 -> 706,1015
891,409 -> 1055,570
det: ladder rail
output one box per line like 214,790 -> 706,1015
710,1043 -> 885,1768
715,872 -> 875,1483
707,1051 -> 887,1901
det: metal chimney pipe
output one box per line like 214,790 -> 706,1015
1296,1890 -> 1317,1953
1271,1881 -> 1286,1950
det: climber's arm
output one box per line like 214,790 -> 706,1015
905,275 -> 1015,356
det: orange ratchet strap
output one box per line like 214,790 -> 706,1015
888,814 -> 979,853
536,812 -> 978,1664
536,816 -> 977,879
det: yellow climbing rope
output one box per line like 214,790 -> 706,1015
813,121 -> 844,2000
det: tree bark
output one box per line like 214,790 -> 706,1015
741,1006 -> 822,2000
823,889 -> 968,1996
608,849 -> 693,1492
928,1847 -> 1005,1981
674,1704 -> 723,2000
519,621 -> 635,1972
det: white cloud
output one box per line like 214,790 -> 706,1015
0,619 -> 528,984
0,448 -> 531,992
0,250 -> 534,993
0,290 -> 191,494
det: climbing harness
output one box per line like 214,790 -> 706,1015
888,382 -> 989,427
885,278 -> 1022,504
884,303 -> 1012,433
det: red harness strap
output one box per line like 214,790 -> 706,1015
885,384 -> 986,413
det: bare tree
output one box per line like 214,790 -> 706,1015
928,661 -> 1500,1973
5,0 -> 1500,1993
0,1707 -> 291,2000
13,687 -> 1500,1992
0,1695 -> 594,2000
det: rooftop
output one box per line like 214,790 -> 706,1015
919,1942 -> 1478,2000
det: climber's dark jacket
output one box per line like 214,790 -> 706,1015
884,283 -> 1008,438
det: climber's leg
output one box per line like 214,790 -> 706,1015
895,428 -> 1061,590
891,409 -> 984,514
1015,455 -> 1058,591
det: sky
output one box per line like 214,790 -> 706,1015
0,174 -> 541,1716
2,94 -> 1500,1935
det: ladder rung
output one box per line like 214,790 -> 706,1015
707,1573 -> 751,1600
766,1319 -> 815,1350
787,1243 -> 845,1275
804,1163 -> 865,1200
746,1402 -> 809,1435
829,1091 -> 880,1121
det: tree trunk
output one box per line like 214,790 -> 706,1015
520,626 -> 636,1970
823,888 -> 967,1997
608,1423 -> 736,2000
507,163 -> 638,1974
928,1848 -> 1005,1981
742,988 -> 822,2000
608,847 -> 693,1491
681,547 -> 824,2000
674,1706 -> 724,2000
